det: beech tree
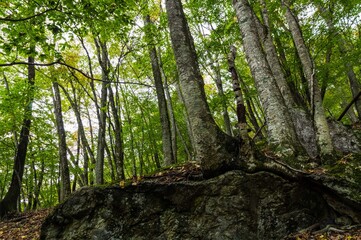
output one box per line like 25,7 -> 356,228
232,0 -> 301,157
283,0 -> 334,157
52,80 -> 71,201
166,0 -> 239,175
144,15 -> 175,166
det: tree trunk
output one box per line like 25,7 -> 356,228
32,158 -> 44,210
257,0 -> 318,158
213,61 -> 233,136
119,85 -> 137,178
108,85 -> 125,181
166,0 -> 239,176
257,1 -> 295,107
227,45 -> 253,159
338,38 -> 361,119
145,16 -> 175,166
175,81 -> 194,159
283,2 -> 334,157
59,82 -> 95,186
0,55 -> 35,218
160,57 -> 178,163
232,0 -> 301,157
95,39 -> 108,184
52,81 -> 71,201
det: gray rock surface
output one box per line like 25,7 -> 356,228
41,171 -> 335,240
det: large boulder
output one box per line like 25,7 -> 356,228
41,171 -> 337,239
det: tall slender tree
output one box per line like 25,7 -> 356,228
0,54 -> 35,217
283,1 -> 334,157
232,0 -> 302,157
52,80 -> 71,201
144,15 -> 175,166
166,0 -> 239,175
95,39 -> 109,184
108,85 -> 125,181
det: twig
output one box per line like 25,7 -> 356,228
252,120 -> 266,141
338,91 -> 361,121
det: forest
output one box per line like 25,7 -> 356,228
0,0 -> 361,237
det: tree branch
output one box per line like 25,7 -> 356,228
0,61 -> 154,88
0,2 -> 60,22
338,91 -> 361,121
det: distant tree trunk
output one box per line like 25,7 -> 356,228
119,85 -> 137,178
95,39 -> 108,184
166,0 -> 239,175
175,82 -> 194,159
338,38 -> 361,119
0,54 -> 35,218
86,108 -> 96,185
105,143 -> 116,182
26,162 -> 34,211
317,2 -> 333,101
283,1 -> 334,157
160,57 -> 178,163
273,31 -> 307,107
213,60 -> 233,136
227,45 -> 252,159
59,82 -> 95,186
108,85 -> 125,181
321,43 -> 332,101
32,159 -> 44,210
246,99 -> 262,137
52,81 -> 71,201
232,0 -> 301,156
145,15 -> 175,166
341,101 -> 358,123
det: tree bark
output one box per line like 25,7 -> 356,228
108,85 -> 125,181
145,16 -> 175,166
160,56 -> 178,163
232,0 -> 301,156
257,0 -> 318,158
175,81 -> 194,159
60,81 -> 95,186
52,81 -> 71,201
283,2 -> 334,157
166,0 -> 238,176
212,61 -> 233,136
119,85 -> 137,178
32,158 -> 44,210
95,39 -> 108,184
228,45 -> 253,159
0,55 -> 35,218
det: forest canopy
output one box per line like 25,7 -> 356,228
0,0 -> 361,217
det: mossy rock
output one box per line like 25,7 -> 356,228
324,153 -> 361,202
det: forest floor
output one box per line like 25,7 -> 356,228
0,162 -> 360,239
0,208 -> 51,239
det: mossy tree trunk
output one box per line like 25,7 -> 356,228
166,0 -> 239,176
283,1 -> 334,158
232,0 -> 302,157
